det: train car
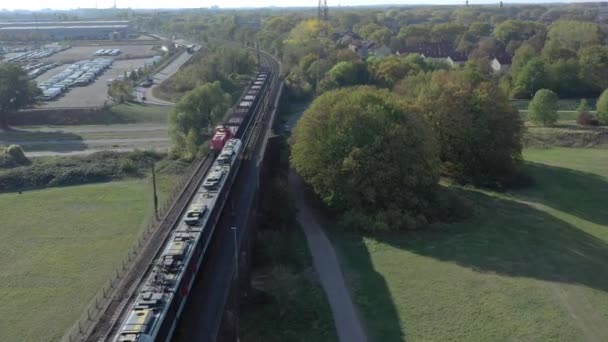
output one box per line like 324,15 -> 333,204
209,70 -> 269,154
115,138 -> 244,342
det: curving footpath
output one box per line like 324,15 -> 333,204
289,170 -> 368,342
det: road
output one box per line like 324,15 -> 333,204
134,46 -> 200,106
289,170 -> 368,342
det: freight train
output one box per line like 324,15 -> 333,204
113,69 -> 269,342
210,70 -> 269,153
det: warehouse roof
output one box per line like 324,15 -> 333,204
0,25 -> 129,30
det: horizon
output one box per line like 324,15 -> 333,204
0,0 -> 592,12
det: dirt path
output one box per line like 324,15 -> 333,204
289,170 -> 367,342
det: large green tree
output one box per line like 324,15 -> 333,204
0,63 -> 40,129
168,81 -> 231,159
578,46 -> 608,93
291,86 -> 439,231
597,89 -> 608,126
528,89 -> 559,126
318,61 -> 369,93
416,70 -> 523,185
545,20 -> 602,56
512,58 -> 550,99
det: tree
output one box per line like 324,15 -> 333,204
528,89 -> 559,126
545,20 -> 601,55
318,61 -> 368,93
108,80 -> 134,104
291,86 -> 439,231
512,58 -> 549,99
597,89 -> 608,126
416,70 -> 523,185
578,46 -> 608,93
493,20 -> 545,46
368,55 -> 423,89
168,82 -> 231,159
0,63 -> 40,129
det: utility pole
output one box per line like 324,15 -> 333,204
316,0 -> 329,92
231,226 -> 238,279
152,162 -> 159,220
256,41 -> 261,69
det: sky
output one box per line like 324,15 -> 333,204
0,0 -> 581,11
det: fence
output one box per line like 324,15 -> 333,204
62,159 -> 201,342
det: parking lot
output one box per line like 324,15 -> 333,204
36,58 -> 149,108
41,44 -> 157,64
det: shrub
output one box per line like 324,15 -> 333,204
577,112 -> 599,126
0,150 -> 164,192
0,145 -> 30,169
119,159 -> 138,174
528,89 -> 559,126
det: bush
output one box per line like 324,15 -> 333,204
577,112 -> 599,126
119,159 -> 137,174
0,145 -> 30,169
0,150 -> 164,192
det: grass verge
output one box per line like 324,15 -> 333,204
513,98 -> 597,111
327,148 -> 608,341
0,175 -> 177,342
523,123 -> 608,148
107,103 -> 171,124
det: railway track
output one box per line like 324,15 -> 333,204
170,44 -> 282,342
84,155 -> 214,342
82,47 -> 279,342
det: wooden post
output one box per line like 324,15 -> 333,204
152,162 -> 159,220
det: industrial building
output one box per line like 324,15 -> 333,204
0,20 -> 130,40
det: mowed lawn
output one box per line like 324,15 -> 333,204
330,148 -> 608,341
0,175 -> 179,342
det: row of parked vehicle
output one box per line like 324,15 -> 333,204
38,58 -> 114,100
23,62 -> 60,79
94,48 -> 121,56
5,45 -> 69,63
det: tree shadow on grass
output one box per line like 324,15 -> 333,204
514,162 -> 608,226
371,188 -> 608,294
294,173 -> 405,342
0,128 -> 86,153
328,229 -> 407,342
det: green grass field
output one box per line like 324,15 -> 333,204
0,173 -> 181,342
329,148 -> 608,341
107,103 -> 171,124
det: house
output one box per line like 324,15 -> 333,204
397,43 -> 468,67
598,6 -> 608,24
349,40 -> 377,59
334,29 -> 363,46
490,54 -> 512,73
374,45 -> 392,58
